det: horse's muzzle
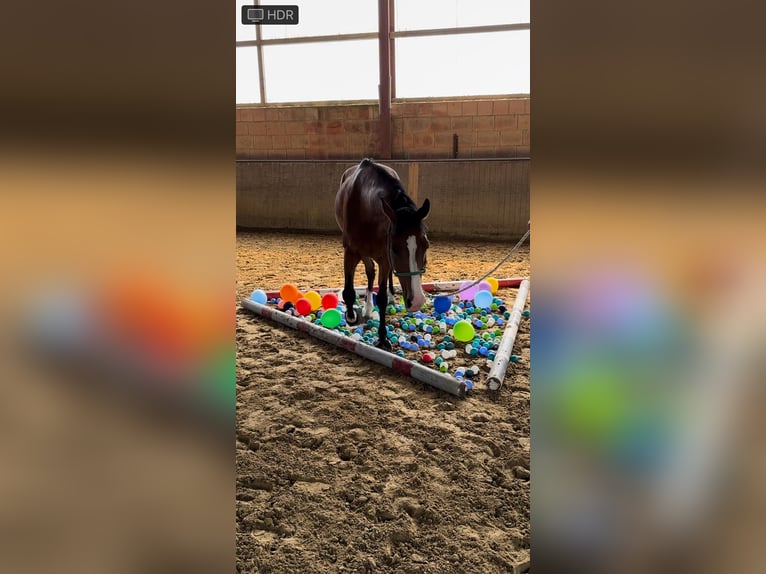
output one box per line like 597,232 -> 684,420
404,291 -> 426,313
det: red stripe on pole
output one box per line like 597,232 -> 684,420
391,357 -> 413,376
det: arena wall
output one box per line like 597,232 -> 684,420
236,158 -> 529,240
236,96 -> 530,160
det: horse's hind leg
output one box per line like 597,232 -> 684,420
362,257 -> 376,319
388,269 -> 396,301
375,260 -> 392,351
342,250 -> 361,325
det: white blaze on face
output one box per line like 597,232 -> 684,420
406,235 -> 426,311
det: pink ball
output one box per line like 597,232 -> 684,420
460,281 -> 481,301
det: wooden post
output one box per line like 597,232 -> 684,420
407,162 -> 419,203
377,0 -> 392,159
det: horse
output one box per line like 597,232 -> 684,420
334,158 -> 431,351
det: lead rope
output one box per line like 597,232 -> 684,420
437,228 -> 530,297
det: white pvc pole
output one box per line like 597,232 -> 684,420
486,278 -> 529,391
241,299 -> 467,398
264,278 -> 524,299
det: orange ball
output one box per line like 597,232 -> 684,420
279,283 -> 302,304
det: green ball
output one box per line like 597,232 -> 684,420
320,308 -> 342,328
453,320 -> 475,342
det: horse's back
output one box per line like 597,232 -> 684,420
335,159 -> 402,254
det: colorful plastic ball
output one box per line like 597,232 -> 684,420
320,308 -> 342,328
281,301 -> 294,312
304,290 -> 322,311
523,309 -> 530,318
321,292 -> 339,310
453,320 -> 475,342
279,283 -> 303,304
422,352 -> 434,363
510,354 -> 520,363
486,277 -> 500,294
459,281 -> 482,301
433,296 -> 451,314
295,298 -> 312,316
250,289 -> 268,304
473,290 -> 493,309
478,281 -> 492,293
439,362 -> 449,373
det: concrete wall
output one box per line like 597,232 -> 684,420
236,96 -> 530,160
237,159 -> 529,240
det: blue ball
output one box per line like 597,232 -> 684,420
433,296 -> 451,314
250,289 -> 268,304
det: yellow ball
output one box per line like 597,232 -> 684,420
486,277 -> 499,294
305,290 -> 322,311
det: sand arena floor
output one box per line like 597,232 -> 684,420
236,231 -> 530,573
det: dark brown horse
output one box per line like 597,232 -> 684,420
335,158 -> 430,350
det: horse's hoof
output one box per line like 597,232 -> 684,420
345,309 -> 359,325
376,339 -> 392,352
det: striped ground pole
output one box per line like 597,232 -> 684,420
486,278 -> 530,391
264,277 -> 525,299
240,298 -> 467,398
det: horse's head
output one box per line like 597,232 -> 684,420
382,198 -> 431,312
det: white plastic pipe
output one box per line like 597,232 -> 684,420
486,278 -> 529,391
241,299 -> 467,398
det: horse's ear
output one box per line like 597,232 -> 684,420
381,199 -> 397,225
417,198 -> 430,221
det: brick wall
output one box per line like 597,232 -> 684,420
236,96 -> 529,160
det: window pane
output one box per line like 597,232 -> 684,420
236,0 -> 257,42
262,40 -> 378,102
261,0 -> 377,40
395,31 -> 530,97
395,0 -> 529,31
236,47 -> 261,104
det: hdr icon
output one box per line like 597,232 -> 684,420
241,4 -> 299,25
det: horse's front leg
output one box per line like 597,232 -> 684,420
375,260 -> 392,351
388,269 -> 396,301
342,250 -> 361,325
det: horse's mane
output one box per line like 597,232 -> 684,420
359,158 -> 415,210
